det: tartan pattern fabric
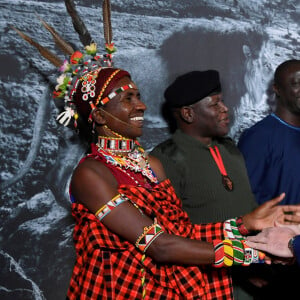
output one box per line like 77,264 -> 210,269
67,150 -> 233,299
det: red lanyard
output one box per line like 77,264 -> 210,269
209,146 -> 228,176
209,145 -> 233,191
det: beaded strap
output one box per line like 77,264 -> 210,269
95,194 -> 128,221
140,253 -> 146,299
135,221 -> 164,253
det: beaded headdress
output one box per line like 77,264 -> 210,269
12,0 -> 129,129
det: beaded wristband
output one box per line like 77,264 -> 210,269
95,194 -> 128,221
224,220 -> 235,239
230,219 -> 243,240
223,239 -> 234,267
213,240 -> 225,268
241,240 -> 253,266
135,222 -> 164,253
231,240 -> 244,265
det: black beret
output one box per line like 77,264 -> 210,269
164,70 -> 221,108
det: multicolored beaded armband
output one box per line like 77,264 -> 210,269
95,194 -> 128,221
135,221 -> 164,253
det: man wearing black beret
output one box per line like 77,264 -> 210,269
151,70 -> 258,300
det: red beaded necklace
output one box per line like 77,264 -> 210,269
96,136 -> 158,185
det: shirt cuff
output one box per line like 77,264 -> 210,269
292,235 -> 300,266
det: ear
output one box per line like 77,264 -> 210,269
273,83 -> 280,98
92,108 -> 106,125
180,106 -> 194,124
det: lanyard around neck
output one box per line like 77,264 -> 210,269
209,146 -> 227,176
209,145 -> 233,191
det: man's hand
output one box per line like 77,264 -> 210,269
242,193 -> 300,231
246,227 -> 295,258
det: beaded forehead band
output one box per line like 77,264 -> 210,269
11,0 -> 128,129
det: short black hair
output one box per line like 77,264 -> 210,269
274,59 -> 300,86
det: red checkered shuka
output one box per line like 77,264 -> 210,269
67,152 -> 233,299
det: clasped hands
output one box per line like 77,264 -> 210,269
243,193 -> 300,264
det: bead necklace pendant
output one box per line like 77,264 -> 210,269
222,175 -> 234,191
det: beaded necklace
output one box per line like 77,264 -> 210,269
96,136 -> 158,184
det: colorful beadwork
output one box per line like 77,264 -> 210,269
95,194 -> 128,221
223,239 -> 234,266
96,141 -> 159,184
135,223 -> 164,253
230,219 -> 243,240
100,84 -> 135,106
140,253 -> 146,299
224,219 -> 235,239
231,240 -> 244,265
95,69 -> 121,106
241,240 -> 252,266
98,136 -> 135,153
81,69 -> 99,101
213,239 -> 264,268
213,240 -> 225,268
223,218 -> 245,240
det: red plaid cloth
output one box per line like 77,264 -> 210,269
67,179 -> 232,299
67,149 -> 233,299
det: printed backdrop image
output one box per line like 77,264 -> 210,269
0,0 -> 299,298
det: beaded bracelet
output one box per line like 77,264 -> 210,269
241,240 -> 253,266
231,240 -> 244,265
223,239 -> 234,267
213,239 -> 264,268
224,220 -> 235,239
213,240 -> 225,268
135,222 -> 164,253
95,194 -> 128,221
230,219 -> 243,240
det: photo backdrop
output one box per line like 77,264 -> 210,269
0,0 -> 299,299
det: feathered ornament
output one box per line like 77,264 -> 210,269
11,26 -> 63,67
64,0 -> 93,47
12,0 -> 118,129
103,0 -> 116,54
35,13 -> 75,56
